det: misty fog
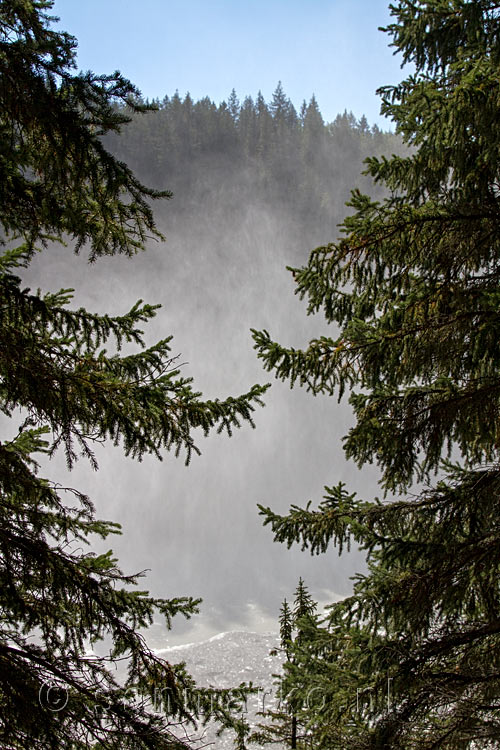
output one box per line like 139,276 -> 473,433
19,91 -> 400,645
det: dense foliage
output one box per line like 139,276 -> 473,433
254,1 -> 500,748
0,1 -> 268,747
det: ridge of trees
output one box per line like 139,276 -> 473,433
104,85 -> 402,252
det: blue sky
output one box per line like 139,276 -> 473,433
52,1 -> 405,126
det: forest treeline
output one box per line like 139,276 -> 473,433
105,83 -> 401,251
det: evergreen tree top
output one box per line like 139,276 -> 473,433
293,577 -> 317,621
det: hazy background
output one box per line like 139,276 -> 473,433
18,2 -> 407,646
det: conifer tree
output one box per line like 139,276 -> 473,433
228,87 -> 240,122
0,1 -> 267,747
279,598 -> 293,662
292,578 -> 317,638
255,90 -> 273,161
251,581 -> 318,749
253,1 -> 500,747
239,95 -> 258,158
269,81 -> 286,119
